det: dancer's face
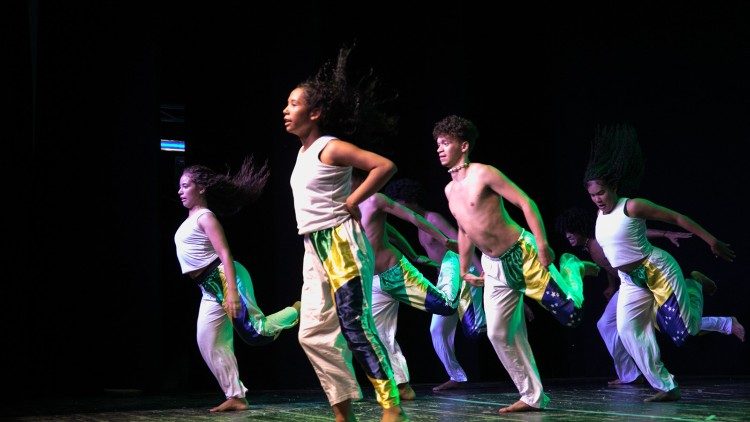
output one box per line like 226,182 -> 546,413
283,87 -> 317,137
436,134 -> 467,168
586,179 -> 618,214
565,231 -> 587,247
178,174 -> 205,210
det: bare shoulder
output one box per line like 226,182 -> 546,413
320,138 -> 353,164
196,210 -> 221,232
472,162 -> 503,178
321,137 -> 350,154
326,138 -> 347,147
196,209 -> 218,224
626,197 -> 655,212
323,138 -> 354,152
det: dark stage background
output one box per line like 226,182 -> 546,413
8,1 -> 749,399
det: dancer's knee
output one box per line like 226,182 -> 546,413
487,324 -> 510,345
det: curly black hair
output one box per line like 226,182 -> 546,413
554,207 -> 596,239
384,178 -> 424,204
432,115 -> 479,154
298,44 -> 398,145
583,123 -> 644,196
183,156 -> 269,217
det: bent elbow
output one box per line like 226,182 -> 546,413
385,160 -> 397,176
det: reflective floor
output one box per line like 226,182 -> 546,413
2,377 -> 748,421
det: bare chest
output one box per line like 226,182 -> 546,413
447,183 -> 484,219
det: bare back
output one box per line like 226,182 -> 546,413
446,164 -> 523,257
358,195 -> 401,273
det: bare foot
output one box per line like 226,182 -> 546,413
398,383 -> 416,400
209,397 -> 249,412
432,380 -> 467,392
499,400 -> 538,413
732,316 -> 745,342
608,376 -> 643,386
333,399 -> 356,422
644,387 -> 681,402
690,271 -> 717,296
382,405 -> 409,422
292,300 -> 301,312
583,260 -> 600,277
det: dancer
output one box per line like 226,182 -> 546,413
175,157 -> 300,412
434,115 -> 597,413
352,170 -> 461,401
283,46 -> 408,422
555,207 -> 744,386
583,123 -> 736,402
384,178 -> 488,392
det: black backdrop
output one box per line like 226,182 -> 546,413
7,1 -> 748,398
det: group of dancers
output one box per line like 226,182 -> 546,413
172,47 -> 743,420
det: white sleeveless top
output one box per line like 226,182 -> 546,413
595,197 -> 653,268
174,208 -> 219,273
290,136 -> 352,234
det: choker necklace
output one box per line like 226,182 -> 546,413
447,162 -> 470,173
583,238 -> 590,251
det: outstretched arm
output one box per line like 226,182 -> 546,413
480,165 -> 554,266
374,193 -> 456,252
628,198 -> 734,261
199,212 -> 241,319
386,223 -> 437,267
646,229 -> 693,247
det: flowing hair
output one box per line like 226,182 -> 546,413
583,123 -> 644,195
183,156 -> 269,217
298,43 -> 398,146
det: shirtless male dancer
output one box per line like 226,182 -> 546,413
435,115 -> 597,413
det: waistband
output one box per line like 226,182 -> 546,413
376,255 -> 408,278
194,257 -> 222,286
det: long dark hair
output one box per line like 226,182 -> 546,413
298,43 -> 398,146
183,156 -> 269,217
583,123 -> 644,195
555,207 -> 596,239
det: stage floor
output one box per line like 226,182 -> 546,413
3,377 -> 748,421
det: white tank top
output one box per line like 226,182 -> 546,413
290,136 -> 352,234
595,197 -> 653,268
174,208 -> 219,273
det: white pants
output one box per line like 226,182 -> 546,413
430,313 -> 467,382
482,254 -> 549,409
197,298 -> 248,399
597,290 -> 641,383
616,279 -> 677,391
371,255 -> 459,385
429,252 -> 476,382
297,220 -> 399,408
599,290 -> 733,383
196,278 -> 299,399
372,275 -> 410,384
